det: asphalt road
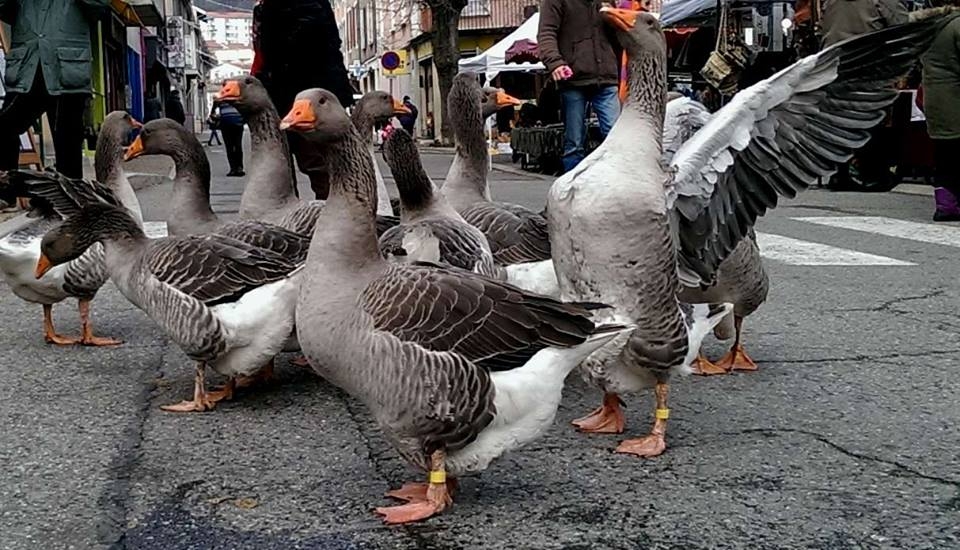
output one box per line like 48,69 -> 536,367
1,137 -> 958,550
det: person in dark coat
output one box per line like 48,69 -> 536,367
254,0 -> 356,199
165,89 -> 186,126
216,102 -> 245,176
396,96 -> 418,135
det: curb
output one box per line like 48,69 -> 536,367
490,162 -> 556,182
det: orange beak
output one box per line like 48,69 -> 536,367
35,253 -> 53,278
124,135 -> 145,161
496,90 -> 522,107
280,99 -> 317,131
393,98 -> 411,115
217,80 -> 241,102
129,118 -> 143,129
600,6 -> 638,31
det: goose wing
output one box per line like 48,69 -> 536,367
215,220 -> 311,264
0,169 -> 120,219
460,202 -> 551,265
666,18 -> 950,286
360,263 -> 602,372
662,97 -> 712,166
379,218 -> 496,275
145,234 -> 301,306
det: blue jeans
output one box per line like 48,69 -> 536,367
560,85 -> 620,172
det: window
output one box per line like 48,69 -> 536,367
463,0 -> 491,17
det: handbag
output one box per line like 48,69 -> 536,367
700,0 -> 745,96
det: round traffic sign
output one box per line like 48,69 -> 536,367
381,51 -> 401,71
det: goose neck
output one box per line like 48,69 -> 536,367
309,130 -> 382,264
95,133 -> 126,185
241,108 -> 299,214
622,50 -> 667,137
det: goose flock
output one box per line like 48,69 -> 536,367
0,9 -> 952,524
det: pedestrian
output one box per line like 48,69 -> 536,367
396,95 -> 418,135
165,88 -> 186,126
922,8 -> 960,221
253,0 -> 356,199
0,0 -> 109,179
217,101 -> 245,177
820,0 -> 908,48
820,0 -> 906,190
538,0 -> 622,173
206,104 -> 222,146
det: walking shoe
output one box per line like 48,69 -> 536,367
933,187 -> 960,222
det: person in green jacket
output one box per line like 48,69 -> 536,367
922,10 -> 960,222
0,0 -> 109,179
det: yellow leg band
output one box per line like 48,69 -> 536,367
655,408 -> 670,420
428,470 -> 446,484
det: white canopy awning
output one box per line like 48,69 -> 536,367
458,13 -> 544,82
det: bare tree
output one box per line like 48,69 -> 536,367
422,0 -> 468,144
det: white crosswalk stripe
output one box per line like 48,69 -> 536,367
139,219 -> 929,267
143,221 -> 168,238
793,216 -> 960,249
755,232 -> 915,266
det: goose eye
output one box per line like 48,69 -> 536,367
319,97 -> 327,105
245,77 -> 253,84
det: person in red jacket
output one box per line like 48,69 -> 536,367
252,0 -> 356,199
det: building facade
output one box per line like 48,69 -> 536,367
334,0 -> 535,141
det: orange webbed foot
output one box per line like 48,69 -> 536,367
615,434 -> 666,458
691,353 -> 729,376
572,393 -> 625,434
716,344 -> 758,372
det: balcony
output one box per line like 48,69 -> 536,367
419,0 -> 536,34
120,0 -> 164,27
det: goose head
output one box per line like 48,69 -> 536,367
215,75 -> 272,117
101,111 -> 142,147
124,119 -> 197,162
599,7 -> 665,58
481,86 -> 522,118
358,90 -> 411,120
35,203 -> 144,278
280,88 -> 354,142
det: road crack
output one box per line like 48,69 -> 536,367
726,427 -> 960,489
98,340 -> 168,550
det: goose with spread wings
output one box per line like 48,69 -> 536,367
548,8 -> 952,457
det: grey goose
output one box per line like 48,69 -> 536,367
281,88 -> 632,524
548,8 -> 951,457
36,202 -> 306,412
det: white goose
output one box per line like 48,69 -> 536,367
549,8 -> 950,456
0,111 -> 143,345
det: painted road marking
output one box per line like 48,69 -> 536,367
143,221 -> 168,238
755,232 -> 915,266
794,217 -> 960,248
142,220 -> 917,266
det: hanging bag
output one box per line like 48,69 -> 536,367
700,1 -> 744,95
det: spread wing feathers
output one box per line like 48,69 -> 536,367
378,218 -> 497,275
667,17 -> 950,286
215,220 -> 311,264
662,97 -> 712,166
460,202 -> 551,265
0,169 -> 120,219
145,234 -> 301,306
360,263 -> 604,372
